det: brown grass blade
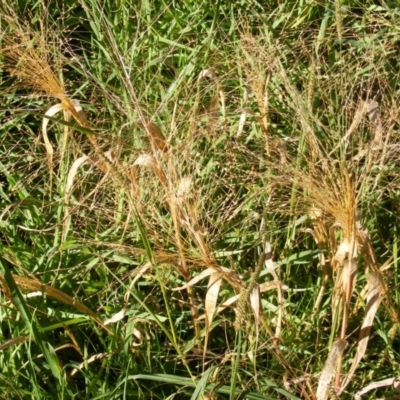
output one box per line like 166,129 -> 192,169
355,377 -> 400,400
203,272 -> 222,371
0,274 -> 112,334
172,267 -> 233,291
316,339 -> 347,400
70,353 -> 109,377
339,272 -> 383,394
42,103 -> 67,169
205,272 -> 222,330
137,120 -> 168,152
65,155 -> 90,202
0,336 -> 30,351
197,294 -> 240,322
104,307 -> 127,325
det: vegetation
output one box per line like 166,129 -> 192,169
1,0 -> 400,398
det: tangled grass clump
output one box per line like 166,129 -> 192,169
1,1 -> 400,399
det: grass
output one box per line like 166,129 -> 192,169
1,0 -> 400,399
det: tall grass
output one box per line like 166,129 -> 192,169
1,1 -> 400,399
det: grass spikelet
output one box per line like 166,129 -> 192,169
334,0 -> 344,41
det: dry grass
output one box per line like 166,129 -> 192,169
237,32 -> 400,397
1,4 -> 400,398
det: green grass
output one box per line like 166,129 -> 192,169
1,0 -> 400,399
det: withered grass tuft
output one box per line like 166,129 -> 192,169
1,1 -> 400,399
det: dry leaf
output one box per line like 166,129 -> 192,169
104,307 -> 127,325
65,155 -> 90,201
197,294 -> 240,321
133,153 -> 167,185
339,273 -> 383,394
264,241 -> 275,275
138,119 -> 168,152
250,285 -> 260,325
0,336 -> 30,351
124,262 -> 153,303
70,353 -> 109,376
334,238 -> 357,267
316,339 -> 347,400
42,100 -> 86,169
205,272 -> 222,328
200,68 -> 217,79
172,267 -> 232,291
341,258 -> 358,303
259,281 -> 288,292
42,103 -> 66,165
355,377 -> 400,400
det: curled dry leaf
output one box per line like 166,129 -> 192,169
104,307 -> 127,325
130,329 -> 144,347
264,241 -> 275,275
200,68 -> 217,79
203,272 -> 222,369
42,103 -> 66,165
355,377 -> 400,400
138,119 -> 168,152
42,100 -> 86,167
65,155 -> 90,202
341,258 -> 358,303
333,238 -> 357,268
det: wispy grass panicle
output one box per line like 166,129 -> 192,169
2,28 -> 65,99
1,19 -> 92,131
